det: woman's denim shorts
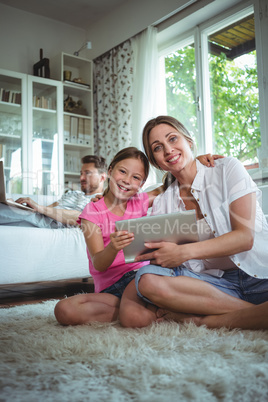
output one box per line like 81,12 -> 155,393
101,270 -> 137,299
135,265 -> 268,305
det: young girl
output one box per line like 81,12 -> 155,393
54,147 -> 159,325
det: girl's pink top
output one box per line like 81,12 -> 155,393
78,192 -> 149,292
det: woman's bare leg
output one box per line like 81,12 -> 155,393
138,274 -> 252,315
54,293 -> 120,325
119,280 -> 158,328
198,301 -> 268,330
156,309 -> 203,325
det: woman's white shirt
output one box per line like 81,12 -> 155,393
151,157 -> 268,279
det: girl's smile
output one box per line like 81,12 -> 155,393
117,184 -> 130,192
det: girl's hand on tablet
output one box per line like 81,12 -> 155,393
110,230 -> 134,252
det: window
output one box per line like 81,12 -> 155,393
206,12 -> 259,166
165,41 -> 198,145
158,0 -> 268,176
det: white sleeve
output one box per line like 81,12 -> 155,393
225,157 -> 260,205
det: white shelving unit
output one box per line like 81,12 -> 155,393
0,68 -> 64,196
0,53 -> 93,194
0,68 -> 27,194
51,53 -> 94,190
27,75 -> 63,195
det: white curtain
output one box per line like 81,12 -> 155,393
131,26 -> 159,149
132,26 -> 165,185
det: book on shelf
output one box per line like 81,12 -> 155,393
70,116 -> 78,143
33,95 -> 55,109
15,92 -> 21,104
33,96 -> 40,108
1,89 -> 9,102
84,119 -> 91,146
4,90 -> 9,102
78,118 -> 84,145
0,88 -> 21,105
64,115 -> 70,143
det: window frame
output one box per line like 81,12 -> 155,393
157,0 -> 268,177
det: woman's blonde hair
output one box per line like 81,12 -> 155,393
142,116 -> 196,190
103,147 -> 149,196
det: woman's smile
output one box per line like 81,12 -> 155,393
166,154 -> 181,164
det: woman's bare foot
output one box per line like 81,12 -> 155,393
156,308 -> 203,325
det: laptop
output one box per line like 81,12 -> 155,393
115,210 -> 199,263
0,161 -> 34,211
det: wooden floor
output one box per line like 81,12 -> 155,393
0,278 -> 94,308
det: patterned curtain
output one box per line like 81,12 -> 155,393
93,40 -> 134,164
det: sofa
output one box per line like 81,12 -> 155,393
0,194 -> 90,285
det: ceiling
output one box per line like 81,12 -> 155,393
0,0 -> 128,30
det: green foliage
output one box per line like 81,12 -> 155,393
165,46 -> 198,143
165,47 -> 260,163
209,52 -> 260,162
10,177 -> 22,194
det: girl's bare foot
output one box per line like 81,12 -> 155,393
156,308 -> 203,325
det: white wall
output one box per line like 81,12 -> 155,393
0,0 -> 226,70
86,0 -> 197,59
0,0 -> 196,72
0,0 -> 250,74
0,3 -> 86,75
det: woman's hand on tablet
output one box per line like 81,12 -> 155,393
135,241 -> 186,268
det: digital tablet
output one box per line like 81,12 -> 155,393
115,210 -> 198,263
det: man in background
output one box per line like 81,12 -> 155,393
0,155 -> 107,228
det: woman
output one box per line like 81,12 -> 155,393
119,116 -> 268,330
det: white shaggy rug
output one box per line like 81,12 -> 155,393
0,300 -> 268,402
